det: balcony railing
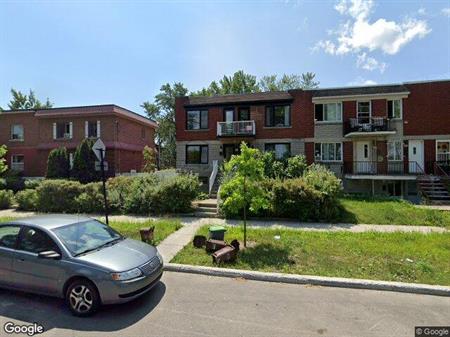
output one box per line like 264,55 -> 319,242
345,117 -> 393,135
217,120 -> 256,137
344,161 -> 424,175
437,152 -> 450,163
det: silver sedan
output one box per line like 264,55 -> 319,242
0,215 -> 163,316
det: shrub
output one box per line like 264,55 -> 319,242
124,174 -> 160,214
46,147 -> 70,178
142,146 -> 157,172
36,180 -> 84,213
0,190 -> 14,209
75,182 -> 104,213
286,155 -> 307,178
4,170 -> 25,192
107,176 -> 135,213
15,189 -> 38,211
0,178 -> 6,190
72,139 -> 100,183
24,179 -> 42,190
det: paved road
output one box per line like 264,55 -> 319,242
0,272 -> 448,337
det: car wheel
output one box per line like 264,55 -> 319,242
66,279 -> 100,317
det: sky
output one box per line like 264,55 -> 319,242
1,0 -> 449,114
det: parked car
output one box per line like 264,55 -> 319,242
0,215 -> 163,316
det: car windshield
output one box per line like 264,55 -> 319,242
52,220 -> 123,256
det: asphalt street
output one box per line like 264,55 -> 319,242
0,271 -> 448,337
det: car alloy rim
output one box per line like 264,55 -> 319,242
69,285 -> 93,313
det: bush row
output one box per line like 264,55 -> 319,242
11,172 -> 201,214
220,164 -> 342,221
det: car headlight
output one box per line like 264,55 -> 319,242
156,251 -> 164,264
111,267 -> 143,281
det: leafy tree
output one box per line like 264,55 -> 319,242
142,146 -> 157,172
220,143 -> 269,247
192,70 -> 260,96
259,73 -> 320,91
0,145 -> 7,175
8,89 -> 53,110
142,83 -> 188,169
46,147 -> 70,179
72,139 -> 100,183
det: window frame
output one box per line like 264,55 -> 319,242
185,145 -> 209,165
387,99 -> 403,119
238,107 -> 250,121
0,225 -> 22,250
87,121 -> 98,138
314,142 -> 343,162
10,124 -> 24,141
314,102 -> 342,123
56,122 -> 71,139
11,154 -> 25,172
17,226 -> 61,255
387,140 -> 403,161
265,104 -> 291,128
356,101 -> 371,122
186,109 -> 209,130
264,143 -> 291,159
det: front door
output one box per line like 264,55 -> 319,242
355,141 -> 374,173
408,140 -> 424,173
223,144 -> 237,161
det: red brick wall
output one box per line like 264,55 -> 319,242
376,140 -> 387,173
343,141 -> 353,173
343,101 -> 356,123
424,139 -> 436,174
305,142 -> 314,164
372,99 -> 387,117
403,81 -> 450,135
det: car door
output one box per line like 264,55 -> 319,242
13,226 -> 66,295
0,225 -> 21,287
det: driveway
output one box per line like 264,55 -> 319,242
0,272 -> 448,337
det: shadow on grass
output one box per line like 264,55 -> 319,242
238,243 -> 293,269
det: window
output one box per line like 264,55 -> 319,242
265,143 -> 291,159
87,121 -> 99,138
315,143 -> 342,162
186,145 -> 208,164
0,226 -> 21,249
186,110 -> 208,130
387,100 -> 402,119
10,124 -> 24,140
315,103 -> 342,122
238,107 -> 250,121
265,105 -> 290,127
11,155 -> 24,171
388,141 -> 403,161
224,108 -> 234,122
357,101 -> 371,123
18,227 -> 60,254
56,122 -> 71,139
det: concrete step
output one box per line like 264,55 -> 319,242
194,211 -> 218,218
196,206 -> 217,213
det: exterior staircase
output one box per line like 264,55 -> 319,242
417,175 -> 450,204
193,199 -> 218,218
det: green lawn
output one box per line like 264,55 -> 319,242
338,197 -> 450,228
0,217 -> 182,246
172,225 -> 450,286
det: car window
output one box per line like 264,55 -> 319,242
18,227 -> 60,254
0,226 -> 21,249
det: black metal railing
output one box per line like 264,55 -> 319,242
345,117 -> 393,134
344,161 -> 424,175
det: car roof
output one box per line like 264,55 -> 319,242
2,214 -> 94,230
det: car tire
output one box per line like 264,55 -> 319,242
65,279 -> 100,317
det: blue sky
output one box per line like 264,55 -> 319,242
1,0 -> 449,114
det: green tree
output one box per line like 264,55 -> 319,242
142,82 -> 189,169
192,70 -> 260,96
8,89 -> 53,110
72,139 -> 100,183
46,147 -> 70,179
142,146 -> 157,172
299,72 -> 320,89
220,143 -> 269,247
0,145 -> 7,175
259,73 -> 320,91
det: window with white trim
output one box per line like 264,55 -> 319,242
56,122 -> 71,139
357,101 -> 371,123
87,121 -> 99,138
10,124 -> 24,140
11,155 -> 24,172
387,100 -> 402,119
315,143 -> 342,162
387,141 -> 403,161
315,103 -> 342,122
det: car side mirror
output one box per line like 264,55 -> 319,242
38,250 -> 61,260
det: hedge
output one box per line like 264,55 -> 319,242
0,190 -> 14,209
15,189 -> 38,211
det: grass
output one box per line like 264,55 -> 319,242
172,225 -> 450,286
338,197 -> 450,228
0,217 -> 182,246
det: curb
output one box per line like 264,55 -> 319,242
164,263 -> 450,297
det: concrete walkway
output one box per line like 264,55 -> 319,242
415,204 -> 450,211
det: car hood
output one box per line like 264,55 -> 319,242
76,238 -> 158,272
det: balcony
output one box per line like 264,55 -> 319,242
217,120 -> 256,137
344,161 -> 424,176
345,117 -> 396,137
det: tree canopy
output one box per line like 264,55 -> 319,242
7,89 -> 53,110
0,145 -> 7,175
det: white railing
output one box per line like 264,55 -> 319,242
217,120 -> 255,137
209,160 -> 219,196
11,162 -> 24,172
437,152 -> 450,162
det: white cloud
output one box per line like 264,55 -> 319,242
356,52 -> 386,73
442,8 -> 450,17
314,0 -> 431,72
348,77 -> 377,86
417,8 -> 426,16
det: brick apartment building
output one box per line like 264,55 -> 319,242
0,104 -> 157,177
175,79 -> 450,199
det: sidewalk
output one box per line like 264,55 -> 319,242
415,205 -> 450,211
